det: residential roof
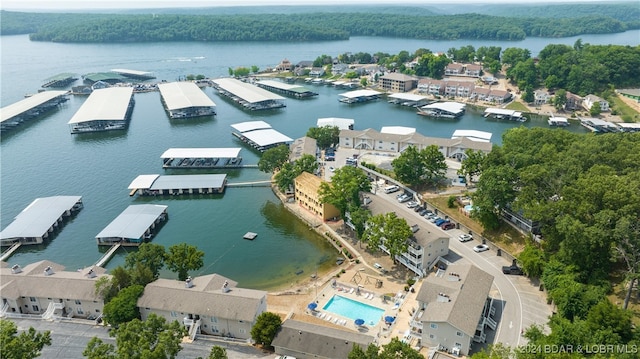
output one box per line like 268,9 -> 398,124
67,87 -> 133,124
317,117 -> 354,130
137,274 -> 266,322
381,126 -> 416,135
1,90 -> 68,123
95,204 -> 168,240
230,120 -> 272,133
241,129 -> 293,147
340,128 -> 493,152
212,78 -> 285,104
158,82 -> 216,111
289,136 -> 317,161
416,263 -> 494,336
451,129 -> 493,142
295,171 -> 322,189
0,196 -> 82,241
272,319 -> 373,359
160,148 -> 241,159
380,72 -> 417,81
338,90 -> 381,99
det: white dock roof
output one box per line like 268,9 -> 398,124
317,117 -> 354,130
111,69 -> 154,77
161,148 -> 241,159
151,174 -> 227,190
128,174 -> 160,190
242,129 -> 293,147
1,90 -> 68,123
68,87 -> 133,124
158,82 -> 216,111
95,204 -> 167,241
212,78 -> 285,104
0,196 -> 82,241
388,93 -> 428,102
422,101 -> 466,113
339,89 -> 382,99
230,120 -> 272,133
257,80 -> 305,91
381,126 -> 416,135
484,108 -> 521,117
617,122 -> 640,130
451,129 -> 493,142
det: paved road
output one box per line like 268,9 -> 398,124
366,188 -> 552,350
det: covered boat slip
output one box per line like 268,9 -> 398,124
95,204 -> 168,246
418,102 -> 466,118
0,196 -> 83,246
42,73 -> 78,88
161,148 -> 243,168
317,117 -> 354,130
211,78 -> 286,110
483,108 -> 526,122
67,87 -> 135,133
338,89 -> 382,104
255,80 -> 318,98
231,121 -> 293,152
451,129 -> 493,143
387,93 -> 430,107
111,68 -> 156,80
128,174 -> 228,196
157,82 -> 216,119
1,91 -> 69,131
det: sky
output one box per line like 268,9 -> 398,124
1,0 -> 622,11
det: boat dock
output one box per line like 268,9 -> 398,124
317,117 -> 354,130
338,89 -> 381,104
548,113 -> 569,126
483,108 -> 526,122
42,73 -> 78,88
231,120 -> 293,152
226,180 -> 273,188
211,78 -> 286,111
0,243 -> 22,262
256,80 -> 318,98
1,90 -> 69,132
161,148 -> 244,168
579,117 -> 619,133
158,82 -> 216,119
128,174 -> 228,196
418,102 -> 466,118
94,243 -> 122,267
67,87 -> 135,133
111,68 -> 156,81
387,93 -> 431,108
96,205 -> 168,246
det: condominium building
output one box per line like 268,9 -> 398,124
379,73 -> 417,92
294,172 -> 340,221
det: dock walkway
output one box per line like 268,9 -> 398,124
226,180 -> 273,188
95,243 -> 121,267
0,243 -> 21,262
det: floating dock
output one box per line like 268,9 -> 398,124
387,93 -> 430,108
0,243 -> 22,262
418,102 -> 466,118
243,232 -> 257,240
67,87 -> 135,133
483,108 -> 526,122
161,148 -> 243,168
256,80 -> 317,98
42,73 -> 78,88
1,90 -> 69,132
548,115 -> 569,126
94,243 -> 122,266
0,196 -> 83,246
111,68 -> 156,81
82,72 -> 128,84
231,121 -> 293,152
128,174 -> 227,196
338,89 -> 381,104
211,78 -> 286,111
158,82 -> 216,119
579,117 -> 619,133
96,205 -> 168,246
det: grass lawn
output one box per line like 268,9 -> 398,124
611,95 -> 640,122
505,101 -> 530,112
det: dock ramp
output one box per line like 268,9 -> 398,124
95,243 -> 121,267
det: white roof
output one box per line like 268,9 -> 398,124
242,129 -> 293,147
422,101 -> 466,113
317,117 -> 354,130
257,80 -> 305,91
332,81 -> 346,86
581,117 -> 616,126
230,120 -> 272,133
0,196 -> 82,240
387,93 -> 428,102
451,130 -> 493,142
1,91 -> 68,123
339,90 -> 381,99
95,204 -> 167,240
150,174 -> 227,190
381,126 -> 416,135
111,69 -> 154,77
212,78 -> 285,103
158,82 -> 216,111
617,122 -> 640,129
68,87 -> 133,124
550,117 -> 569,123
161,148 -> 241,159
484,108 -> 520,116
128,174 -> 160,189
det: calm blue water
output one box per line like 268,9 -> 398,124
1,31 -> 636,289
323,295 -> 385,324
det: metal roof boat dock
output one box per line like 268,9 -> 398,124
451,129 -> 493,143
255,80 -> 318,98
230,121 -> 293,152
317,117 -> 354,130
111,68 -> 156,80
418,102 -> 466,118
161,148 -> 245,168
387,93 -> 430,107
548,115 -> 569,126
338,89 -> 382,104
128,174 -> 227,196
616,122 -> 640,132
95,204 -> 168,246
82,72 -> 129,84
211,78 -> 286,111
0,196 -> 83,246
158,82 -> 216,119
1,90 -> 69,131
42,73 -> 78,88
67,87 -> 135,133
483,108 -> 526,122
579,117 -> 619,133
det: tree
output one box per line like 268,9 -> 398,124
457,149 -> 486,184
257,145 -> 290,173
350,338 -> 422,359
589,101 -> 602,116
613,217 -> 640,310
83,313 -> 186,359
274,162 -> 297,191
124,242 -> 166,280
306,126 -> 340,150
501,47 -> 531,67
347,204 -> 370,244
362,212 -> 412,263
165,243 -> 204,281
518,242 -> 546,278
103,284 -> 144,326
251,65 -> 259,73
233,67 -> 250,77
0,319 -> 52,359
250,312 -> 282,348
318,166 -> 371,217
208,345 -> 228,359
293,154 -> 318,175
391,146 -> 426,187
421,145 -> 448,188
522,85 -> 535,103
553,89 -> 567,110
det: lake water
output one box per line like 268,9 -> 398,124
1,31 -> 637,289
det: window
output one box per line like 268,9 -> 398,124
429,334 -> 435,339
456,331 -> 463,337
32,305 -> 40,312
30,297 -> 37,302
430,323 -> 438,329
95,309 -> 101,313
170,311 -> 178,317
455,342 -> 462,348
75,300 -> 82,305
77,308 -> 84,315
210,317 -> 217,323
211,326 -> 219,333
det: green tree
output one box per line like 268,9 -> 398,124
501,47 -> 531,67
257,145 -> 290,173
233,67 -> 250,77
457,149 -> 486,184
165,243 -> 204,281
391,146 -> 426,187
293,154 -> 318,175
378,337 -> 422,359
319,166 -> 371,217
227,67 -> 233,76
518,242 -> 545,278
469,343 -> 517,359
84,313 -> 186,359
347,343 -> 367,359
553,89 -> 567,110
362,212 -> 412,263
522,85 -> 535,103
347,204 -> 371,245
421,145 -> 448,188
589,101 -> 602,116
0,319 -> 52,359
360,78 -> 367,87
306,126 -> 340,150
103,284 -> 144,326
124,243 -> 166,280
251,65 -> 259,73
208,345 -> 228,359
274,161 -> 297,191
95,276 -> 118,303
250,312 -> 282,348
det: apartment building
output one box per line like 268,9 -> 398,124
294,172 -> 340,221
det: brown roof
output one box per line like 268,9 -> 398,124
466,64 -> 482,71
290,136 -> 317,162
381,73 -> 417,81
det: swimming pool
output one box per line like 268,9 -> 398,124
322,295 -> 385,324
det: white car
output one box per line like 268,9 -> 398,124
328,166 -> 335,172
397,194 -> 411,203
473,244 -> 489,252
406,201 -> 419,208
458,234 -> 473,242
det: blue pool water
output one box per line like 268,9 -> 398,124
322,295 -> 385,324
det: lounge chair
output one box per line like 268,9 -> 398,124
349,288 -> 355,294
341,319 -> 347,325
319,312 -> 326,319
326,316 -> 332,322
369,293 -> 375,300
334,318 -> 340,324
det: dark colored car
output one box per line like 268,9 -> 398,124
441,222 -> 456,230
414,206 -> 424,212
502,265 -> 524,275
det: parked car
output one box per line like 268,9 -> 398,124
406,201 -> 419,208
441,222 -> 456,230
430,216 -> 441,223
434,218 -> 449,227
414,206 -> 424,212
458,234 -> 473,242
418,209 -> 428,216
424,213 -> 436,220
411,224 -> 420,233
502,265 -> 524,275
473,244 -> 489,252
397,194 -> 411,203
328,166 -> 335,172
